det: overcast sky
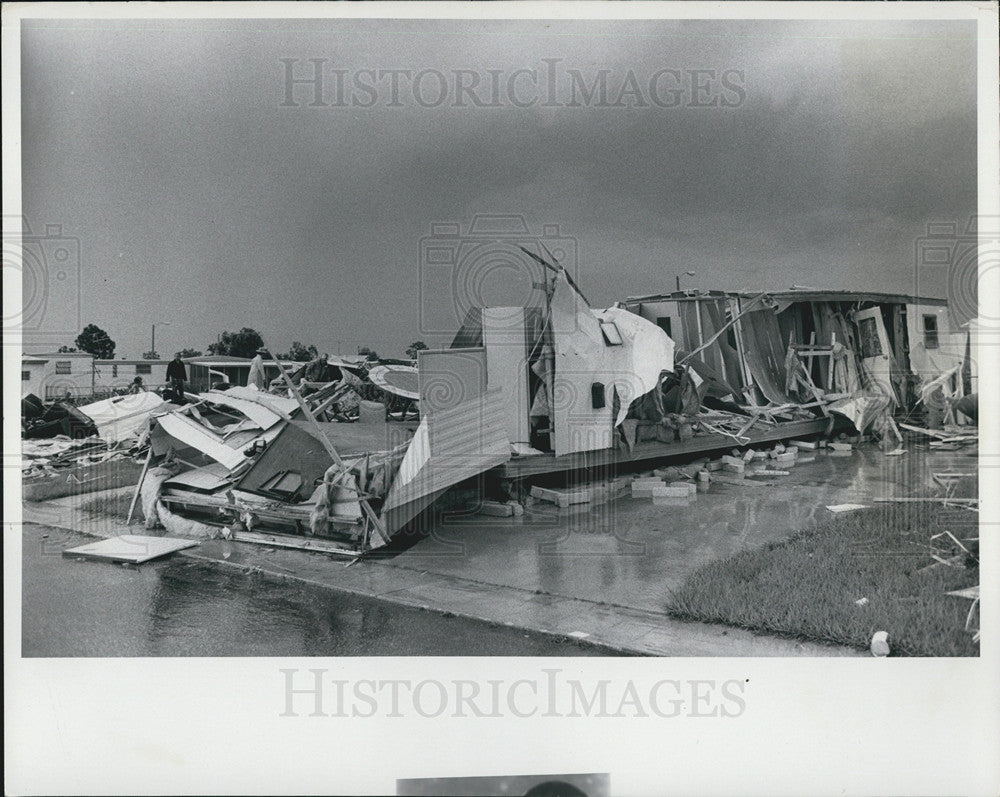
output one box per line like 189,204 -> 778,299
21,17 -> 977,358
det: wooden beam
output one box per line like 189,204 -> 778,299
125,446 -> 153,525
496,416 -> 832,478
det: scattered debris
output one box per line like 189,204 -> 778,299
854,597 -> 869,606
870,630 -> 890,657
946,586 -> 980,641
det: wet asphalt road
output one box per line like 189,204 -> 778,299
20,524 -> 614,657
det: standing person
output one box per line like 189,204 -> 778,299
166,354 -> 187,399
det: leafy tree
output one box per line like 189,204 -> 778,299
357,346 -> 378,361
75,323 -> 115,359
176,348 -> 203,358
207,328 -> 265,359
406,340 -> 429,360
57,345 -> 77,353
142,349 -> 160,360
279,341 -> 319,362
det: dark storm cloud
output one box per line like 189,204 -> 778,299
21,17 -> 976,356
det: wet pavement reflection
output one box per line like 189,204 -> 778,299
387,445 -> 976,614
21,525 -> 614,657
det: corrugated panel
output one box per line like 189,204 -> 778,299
739,310 -> 791,405
418,348 -> 487,415
381,389 -> 510,533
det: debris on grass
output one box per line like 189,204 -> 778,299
870,630 -> 890,657
667,489 -> 979,656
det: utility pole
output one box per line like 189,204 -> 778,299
675,271 -> 696,292
152,321 -> 170,357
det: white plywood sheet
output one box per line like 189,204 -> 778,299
63,535 -> 199,564
417,348 -> 487,414
154,412 -> 249,470
483,307 -> 531,445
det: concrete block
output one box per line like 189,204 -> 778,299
829,442 -> 853,452
706,460 -> 724,472
477,500 -> 515,517
721,455 -> 745,469
773,452 -> 797,466
530,486 -> 591,507
723,461 -> 745,474
665,481 -> 697,497
790,439 -> 817,450
505,500 -> 525,517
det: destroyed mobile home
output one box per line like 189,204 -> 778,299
102,259 -> 977,556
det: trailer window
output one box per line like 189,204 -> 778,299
923,315 -> 939,349
55,361 -> 72,374
600,321 -> 623,346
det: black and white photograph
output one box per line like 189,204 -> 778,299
5,2 -> 998,795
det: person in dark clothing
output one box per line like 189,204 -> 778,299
166,355 -> 187,397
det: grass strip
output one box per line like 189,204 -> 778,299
668,498 -> 979,656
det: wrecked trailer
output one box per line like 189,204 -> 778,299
416,259 -> 842,487
22,390 -> 178,501
135,355 -> 509,556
